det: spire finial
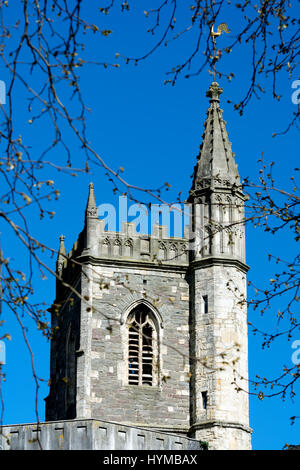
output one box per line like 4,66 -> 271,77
206,81 -> 223,102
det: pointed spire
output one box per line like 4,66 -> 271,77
57,235 -> 66,275
85,182 -> 98,219
190,81 -> 240,195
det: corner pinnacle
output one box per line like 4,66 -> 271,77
85,182 -> 98,218
57,235 -> 66,275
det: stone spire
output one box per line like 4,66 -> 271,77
85,182 -> 98,219
190,81 -> 240,196
188,81 -> 246,262
56,235 -> 66,276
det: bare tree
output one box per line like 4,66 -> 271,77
242,161 -> 300,406
0,0 -> 298,440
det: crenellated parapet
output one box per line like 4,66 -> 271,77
58,221 -> 189,277
53,182 -> 191,281
54,214 -> 190,304
86,221 -> 189,265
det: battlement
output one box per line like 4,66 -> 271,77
66,222 -> 190,268
94,221 -> 188,264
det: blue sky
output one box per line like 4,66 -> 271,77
0,1 -> 299,450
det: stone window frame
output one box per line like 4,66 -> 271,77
123,301 -> 162,388
202,295 -> 209,314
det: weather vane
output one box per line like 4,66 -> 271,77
210,23 -> 230,81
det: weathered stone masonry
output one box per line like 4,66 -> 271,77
44,81 -> 252,450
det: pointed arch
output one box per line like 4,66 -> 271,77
226,196 -> 234,255
102,237 -> 111,256
169,242 -> 177,261
217,195 -> 224,254
113,238 -> 122,256
226,195 -> 233,224
121,299 -> 164,329
126,303 -> 160,387
179,242 -> 188,261
124,239 -> 133,257
158,242 -> 167,260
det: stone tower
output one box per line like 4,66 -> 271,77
188,82 -> 251,449
45,82 -> 251,450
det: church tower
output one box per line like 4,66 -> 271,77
45,81 -> 251,450
188,81 -> 251,449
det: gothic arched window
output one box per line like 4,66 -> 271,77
127,305 -> 159,387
